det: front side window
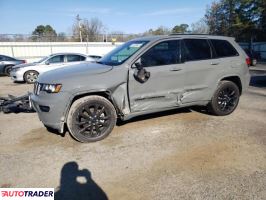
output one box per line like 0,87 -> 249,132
98,40 -> 148,66
37,56 -> 48,63
48,55 -> 64,64
211,39 -> 239,58
183,39 -> 211,61
66,55 -> 85,62
140,40 -> 180,67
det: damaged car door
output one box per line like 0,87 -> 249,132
180,38 -> 222,103
128,39 -> 186,112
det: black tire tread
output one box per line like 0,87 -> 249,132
4,65 -> 14,76
208,80 -> 240,116
67,95 -> 117,143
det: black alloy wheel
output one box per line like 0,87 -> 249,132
67,96 -> 117,142
74,103 -> 110,138
208,81 -> 240,116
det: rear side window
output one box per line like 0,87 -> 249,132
48,55 -> 64,64
140,40 -> 180,67
211,39 -> 239,58
183,39 -> 211,61
1,56 -> 15,61
66,55 -> 86,62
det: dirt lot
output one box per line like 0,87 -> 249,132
0,68 -> 266,200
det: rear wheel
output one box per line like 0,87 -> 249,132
24,70 -> 39,84
4,65 -> 13,76
67,96 -> 117,142
208,81 -> 240,116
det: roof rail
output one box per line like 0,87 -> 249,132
169,33 -> 212,36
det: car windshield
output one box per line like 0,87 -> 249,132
97,40 -> 149,66
36,56 -> 48,63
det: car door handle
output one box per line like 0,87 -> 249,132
211,62 -> 219,65
170,68 -> 182,72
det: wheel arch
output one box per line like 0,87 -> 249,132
64,90 -> 121,121
23,70 -> 39,81
220,75 -> 242,95
4,65 -> 14,74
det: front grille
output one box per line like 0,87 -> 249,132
34,82 -> 41,95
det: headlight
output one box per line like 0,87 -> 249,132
40,83 -> 62,93
13,68 -> 21,72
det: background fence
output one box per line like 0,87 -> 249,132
0,36 -> 266,63
239,42 -> 266,62
0,42 -> 122,62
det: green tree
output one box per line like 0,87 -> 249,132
32,25 -> 57,41
205,0 -> 266,41
172,24 -> 189,33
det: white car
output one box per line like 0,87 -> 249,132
10,53 -> 96,83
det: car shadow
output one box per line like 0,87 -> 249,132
116,107 -> 192,126
13,81 -> 26,84
55,162 -> 108,200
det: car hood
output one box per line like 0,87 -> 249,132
12,63 -> 38,69
38,62 -> 113,83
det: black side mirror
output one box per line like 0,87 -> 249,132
133,68 -> 150,83
134,58 -> 142,70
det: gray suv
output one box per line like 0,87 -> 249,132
31,35 -> 250,142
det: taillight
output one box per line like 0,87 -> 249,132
22,60 -> 26,63
246,57 -> 251,66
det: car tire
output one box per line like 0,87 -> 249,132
208,80 -> 240,116
24,70 -> 39,84
4,65 -> 13,76
67,95 -> 117,143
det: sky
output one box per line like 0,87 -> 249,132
0,0 -> 213,35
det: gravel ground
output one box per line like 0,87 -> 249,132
0,69 -> 266,200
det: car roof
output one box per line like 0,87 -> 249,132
49,53 -> 88,57
131,34 -> 235,42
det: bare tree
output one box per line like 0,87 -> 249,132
0,34 -> 11,42
72,17 -> 104,42
191,18 -> 210,34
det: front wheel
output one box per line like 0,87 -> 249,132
24,70 -> 39,84
67,96 -> 117,142
208,81 -> 240,116
4,65 -> 13,76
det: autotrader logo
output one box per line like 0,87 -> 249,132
0,188 -> 54,200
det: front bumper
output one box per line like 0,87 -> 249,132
10,70 -> 24,82
30,92 -> 71,133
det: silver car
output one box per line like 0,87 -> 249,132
31,35 -> 251,142
10,53 -> 95,83
0,55 -> 26,76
